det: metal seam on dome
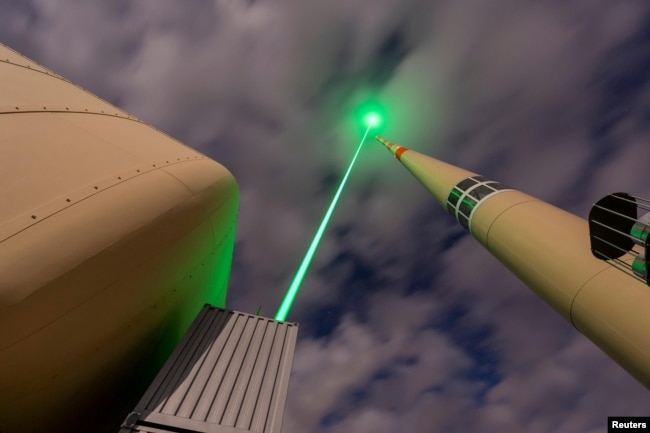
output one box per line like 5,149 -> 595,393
0,58 -> 59,76
0,108 -> 142,122
0,58 -> 138,120
0,56 -> 207,152
0,157 -> 209,243
1,211 -> 236,351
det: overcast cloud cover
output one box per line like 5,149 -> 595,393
3,1 -> 650,431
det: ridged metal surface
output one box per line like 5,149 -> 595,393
122,306 -> 298,433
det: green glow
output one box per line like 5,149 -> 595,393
354,99 -> 387,133
275,124 -> 374,322
364,112 -> 381,127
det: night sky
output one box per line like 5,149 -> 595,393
3,1 -> 650,432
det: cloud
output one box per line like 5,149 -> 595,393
284,292 -> 473,432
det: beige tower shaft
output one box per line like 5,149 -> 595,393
376,136 -> 650,390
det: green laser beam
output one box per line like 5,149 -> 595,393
274,123 -> 375,321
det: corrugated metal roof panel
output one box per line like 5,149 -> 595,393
120,305 -> 298,433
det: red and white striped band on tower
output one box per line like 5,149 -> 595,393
375,135 -> 410,161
